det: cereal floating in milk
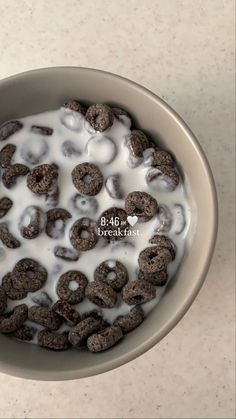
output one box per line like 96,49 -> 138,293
0,100 -> 191,352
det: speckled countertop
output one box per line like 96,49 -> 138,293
0,1 -> 235,418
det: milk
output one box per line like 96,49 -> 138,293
0,108 -> 191,342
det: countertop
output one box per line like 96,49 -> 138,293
0,0 -> 235,418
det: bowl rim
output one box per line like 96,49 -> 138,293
0,67 -> 218,380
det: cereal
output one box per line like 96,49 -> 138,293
97,207 -> 129,241
54,246 -> 80,262
138,269 -> 168,286
46,208 -> 72,239
94,259 -> 128,291
112,107 -> 132,128
68,316 -> 102,347
45,185 -> 60,208
27,164 -> 58,195
86,135 -> 117,164
0,100 -> 190,352
172,204 -> 186,235
87,325 -> 123,352
0,144 -> 16,168
19,206 -> 46,239
0,223 -> 21,248
105,174 -> 124,199
72,162 -> 103,196
149,234 -> 176,260
85,104 -> 114,132
146,165 -> 180,191
31,125 -> 53,135
144,148 -> 174,167
38,329 -> 71,350
0,197 -> 13,219
69,193 -> 99,216
152,149 -> 174,166
52,300 -> 81,326
70,217 -> 98,251
85,281 -> 117,308
63,99 -> 86,115
12,258 -> 47,292
0,304 -> 28,333
1,272 -> 28,300
2,163 -> 29,189
125,130 -> 150,168
0,120 -> 23,142
31,291 -> 53,307
154,204 -> 173,233
138,246 -> 172,273
56,270 -> 88,304
114,305 -> 144,333
28,306 -> 62,330
82,310 -> 110,330
14,325 -> 36,341
0,286 -> 7,315
20,138 -> 49,165
61,140 -> 81,158
122,280 -> 156,305
60,100 -> 86,131
125,191 -> 158,222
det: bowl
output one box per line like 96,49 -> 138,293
0,67 -> 218,380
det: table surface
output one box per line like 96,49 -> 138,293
0,1 -> 235,418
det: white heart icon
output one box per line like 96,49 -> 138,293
127,215 -> 138,227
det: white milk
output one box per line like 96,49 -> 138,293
0,108 -> 191,342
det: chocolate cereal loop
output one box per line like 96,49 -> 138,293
27,164 -> 58,195
126,130 -> 149,158
46,208 -> 72,239
54,246 -> 80,262
31,125 -> 53,136
138,269 -> 168,286
138,246 -> 172,273
85,104 -> 114,132
69,316 -> 102,347
87,325 -> 123,352
0,197 -> 13,219
28,306 -> 62,330
0,304 -> 28,333
38,329 -> 71,351
72,162 -> 103,196
12,258 -> 47,292
2,164 -> 29,189
114,305 -> 144,333
56,270 -> 88,304
14,325 -> 36,341
149,234 -> 176,260
125,191 -> 158,222
152,149 -> 174,166
146,165 -> 180,191
63,99 -> 86,115
0,144 -> 16,168
52,300 -> 81,326
19,206 -> 46,239
94,260 -> 128,291
0,120 -> 23,142
122,280 -> 156,305
1,272 -> 28,300
70,217 -> 98,251
85,281 -> 117,308
0,223 -> 21,248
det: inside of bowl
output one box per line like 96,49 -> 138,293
0,68 -> 217,379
